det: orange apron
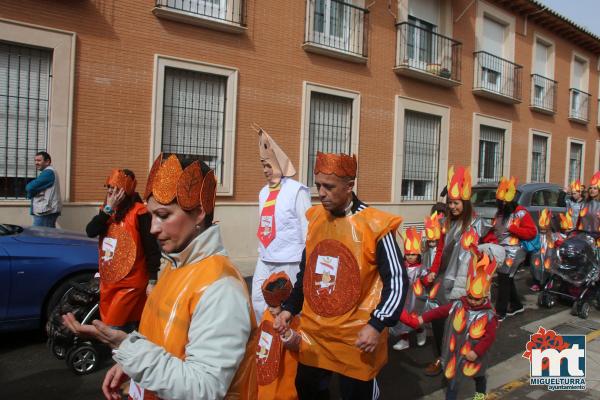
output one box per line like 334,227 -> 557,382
300,205 -> 402,381
257,311 -> 299,400
137,254 -> 258,400
99,202 -> 149,326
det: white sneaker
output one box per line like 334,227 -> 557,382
417,330 -> 427,346
393,338 -> 410,351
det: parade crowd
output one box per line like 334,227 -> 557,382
22,126 -> 599,400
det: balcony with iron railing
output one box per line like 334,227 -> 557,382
530,74 -> 557,114
394,22 -> 461,87
568,88 -> 590,124
153,0 -> 246,33
473,51 -> 522,104
303,0 -> 369,63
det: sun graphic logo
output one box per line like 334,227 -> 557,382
522,326 -> 586,391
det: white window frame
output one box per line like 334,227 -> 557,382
532,33 -> 555,79
570,52 -> 590,92
564,137 -> 585,186
151,54 -> 238,196
0,19 -> 76,203
527,129 -> 551,183
299,82 -> 360,192
594,140 -> 600,172
475,1 -> 515,61
471,113 -> 512,185
392,96 -> 449,203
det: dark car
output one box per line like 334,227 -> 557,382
472,182 -> 567,229
0,224 -> 98,332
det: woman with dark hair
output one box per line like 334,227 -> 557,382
493,177 -> 537,321
578,172 -> 600,233
421,166 -> 493,376
85,169 -> 161,332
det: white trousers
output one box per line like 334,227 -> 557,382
251,259 -> 300,323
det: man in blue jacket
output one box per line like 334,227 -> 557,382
25,151 -> 62,227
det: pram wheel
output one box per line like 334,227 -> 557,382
538,292 -> 555,308
67,344 -> 99,375
48,339 -> 67,360
576,301 -> 591,319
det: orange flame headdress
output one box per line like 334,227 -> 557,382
105,169 -> 137,196
447,166 -> 471,201
424,211 -> 443,241
591,171 -> 600,188
261,272 -> 293,307
496,176 -> 517,202
538,208 -> 551,230
402,227 -> 422,255
570,179 -> 582,193
558,212 -> 573,231
314,152 -> 357,178
144,153 -> 217,215
466,250 -> 498,299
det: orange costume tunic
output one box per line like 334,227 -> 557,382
135,254 -> 258,400
257,311 -> 299,400
300,205 -> 402,381
99,202 -> 149,326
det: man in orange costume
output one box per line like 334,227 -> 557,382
275,152 -> 408,399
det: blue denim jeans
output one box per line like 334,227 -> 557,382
32,213 -> 60,228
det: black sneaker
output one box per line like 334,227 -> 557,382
506,305 -> 525,317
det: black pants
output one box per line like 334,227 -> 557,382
295,363 -> 379,400
445,376 -> 486,400
495,272 -> 522,316
431,316 -> 447,357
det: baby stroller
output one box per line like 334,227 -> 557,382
46,277 -> 109,375
537,232 -> 600,319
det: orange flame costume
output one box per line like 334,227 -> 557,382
570,179 -> 582,193
531,208 -> 557,285
447,166 -> 471,200
105,169 -> 137,196
496,176 -> 517,202
425,211 -> 443,241
402,227 -> 422,255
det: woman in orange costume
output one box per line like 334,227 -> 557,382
86,169 -> 160,331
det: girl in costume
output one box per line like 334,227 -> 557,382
529,208 -> 557,292
566,179 -> 584,228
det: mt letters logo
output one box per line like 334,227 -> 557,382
522,326 -> 586,391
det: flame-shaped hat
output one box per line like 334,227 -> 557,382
314,152 -> 357,178
447,166 -> 471,200
105,169 -> 137,196
538,208 -> 551,230
261,272 -> 293,307
144,153 -> 217,215
466,250 -> 498,299
591,171 -> 600,189
424,211 -> 443,241
496,176 -> 517,202
401,227 -> 422,255
257,126 -> 296,180
558,212 -> 573,231
570,179 -> 582,193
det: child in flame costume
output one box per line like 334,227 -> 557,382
405,250 -> 499,400
529,209 -> 558,291
256,272 -> 300,400
392,227 -> 429,351
493,177 -> 537,320
275,152 -> 408,400
253,126 -> 311,323
566,179 -> 584,228
85,169 -> 161,331
577,171 -> 600,234
67,154 -> 258,400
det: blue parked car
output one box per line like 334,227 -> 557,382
0,224 -> 98,332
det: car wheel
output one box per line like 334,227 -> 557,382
67,344 -> 99,375
44,272 -> 95,325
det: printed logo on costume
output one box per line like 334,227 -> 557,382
257,330 -> 273,360
101,237 -> 117,262
260,215 -> 273,237
315,255 -> 339,294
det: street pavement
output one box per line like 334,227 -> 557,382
1,269 -> 599,399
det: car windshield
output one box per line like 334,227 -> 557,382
471,188 -> 521,207
0,224 -> 24,236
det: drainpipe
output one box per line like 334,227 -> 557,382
455,0 -> 476,23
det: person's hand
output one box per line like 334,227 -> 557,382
106,188 -> 126,209
273,310 -> 291,335
268,306 -> 282,317
355,324 -> 380,353
465,350 -> 478,362
62,313 -> 128,349
424,272 -> 437,284
102,363 -> 129,400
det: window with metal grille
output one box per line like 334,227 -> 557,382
401,110 -> 440,201
307,92 -> 352,187
531,134 -> 547,182
568,142 -> 583,183
478,125 -> 504,183
0,42 -> 51,199
161,67 -> 226,182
